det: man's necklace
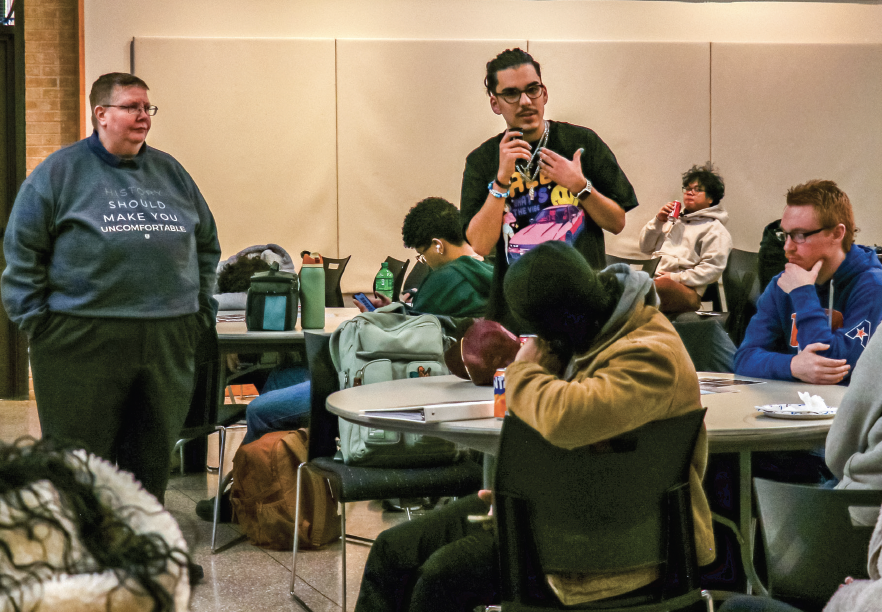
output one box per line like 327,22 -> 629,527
515,120 -> 549,199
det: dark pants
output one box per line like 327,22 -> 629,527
29,313 -> 201,503
355,494 -> 499,612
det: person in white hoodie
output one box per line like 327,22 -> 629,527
638,163 -> 733,314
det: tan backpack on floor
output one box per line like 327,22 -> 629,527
230,429 -> 341,550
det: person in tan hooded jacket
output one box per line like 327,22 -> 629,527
503,240 -> 715,605
353,240 -> 713,612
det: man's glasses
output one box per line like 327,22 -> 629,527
102,104 -> 158,116
774,227 -> 830,244
415,246 -> 429,265
682,185 -> 705,194
493,84 -> 545,105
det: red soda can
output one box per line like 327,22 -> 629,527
519,334 -> 537,347
493,368 -> 506,418
669,200 -> 682,221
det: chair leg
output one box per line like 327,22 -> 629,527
701,589 -> 715,612
290,462 -> 306,594
341,501 -> 348,612
210,425 -> 227,553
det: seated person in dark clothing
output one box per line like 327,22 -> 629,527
353,241 -> 713,612
356,197 -> 493,317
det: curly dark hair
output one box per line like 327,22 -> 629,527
217,257 -> 272,293
484,48 -> 542,97
0,437 -> 188,612
682,162 -> 725,206
401,197 -> 466,251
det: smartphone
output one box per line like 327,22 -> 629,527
353,292 -> 376,312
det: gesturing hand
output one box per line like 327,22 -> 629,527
497,130 -> 532,187
538,147 -> 587,195
778,260 -> 822,294
790,342 -> 850,384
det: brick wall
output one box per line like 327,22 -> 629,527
24,0 -> 81,174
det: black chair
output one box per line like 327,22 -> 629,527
173,326 -> 247,552
753,478 -> 882,610
374,256 -> 410,301
289,332 -> 483,611
489,410 -> 713,612
721,249 -> 761,347
323,255 -> 351,307
402,260 -> 430,297
605,253 -> 662,277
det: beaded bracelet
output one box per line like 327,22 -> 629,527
488,182 -> 508,199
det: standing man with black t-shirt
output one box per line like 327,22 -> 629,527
461,48 -> 638,330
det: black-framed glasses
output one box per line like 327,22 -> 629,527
415,246 -> 429,265
683,185 -> 705,194
493,83 -> 545,105
102,104 -> 158,116
774,227 -> 830,244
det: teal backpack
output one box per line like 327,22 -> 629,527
329,304 -> 462,467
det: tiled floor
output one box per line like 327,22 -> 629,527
0,399 -> 409,611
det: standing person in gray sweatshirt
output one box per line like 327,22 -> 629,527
827,331 -> 882,525
1,72 -> 220,504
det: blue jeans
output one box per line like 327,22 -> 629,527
243,366 -> 311,444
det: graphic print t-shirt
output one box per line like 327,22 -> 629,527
504,165 -> 586,263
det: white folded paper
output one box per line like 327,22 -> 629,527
361,401 -> 494,423
797,391 -> 829,412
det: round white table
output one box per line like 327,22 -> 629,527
326,372 -> 848,596
216,307 -> 359,354
326,372 -> 846,456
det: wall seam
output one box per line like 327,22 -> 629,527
708,42 -> 713,163
334,38 -> 340,259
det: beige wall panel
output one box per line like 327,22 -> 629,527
336,39 -> 525,292
712,43 -> 882,251
133,37 -> 338,261
530,41 -> 711,258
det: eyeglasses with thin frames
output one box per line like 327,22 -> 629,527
682,185 -> 705,194
493,84 -> 545,105
415,246 -> 429,265
102,104 -> 158,116
774,227 -> 831,244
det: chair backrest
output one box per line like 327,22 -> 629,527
181,327 -> 221,433
494,409 -> 706,605
721,248 -> 761,346
304,331 -> 341,461
605,253 -> 661,277
754,477 -> 882,608
323,255 -> 351,307
402,260 -> 430,296
374,256 -> 410,301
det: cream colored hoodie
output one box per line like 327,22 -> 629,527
638,204 -> 733,294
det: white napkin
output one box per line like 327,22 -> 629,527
798,391 -> 829,412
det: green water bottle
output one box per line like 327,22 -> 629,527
299,252 -> 326,329
375,262 -> 394,301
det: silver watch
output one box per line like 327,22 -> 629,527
576,179 -> 593,200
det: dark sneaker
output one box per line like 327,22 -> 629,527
195,491 -> 233,523
188,561 -> 204,585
